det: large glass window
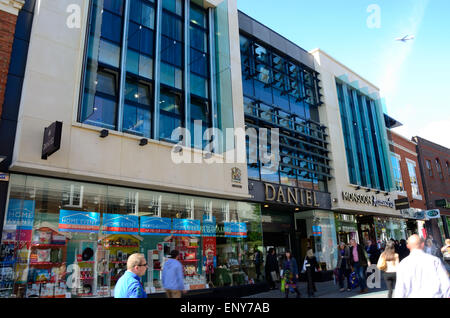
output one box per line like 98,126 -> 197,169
390,154 -> 404,192
407,160 -> 421,198
159,88 -> 183,142
0,174 -> 263,298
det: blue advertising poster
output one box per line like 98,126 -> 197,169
224,222 -> 247,238
102,214 -> 139,235
140,216 -> 172,235
202,215 -> 216,237
6,199 -> 35,229
59,210 -> 101,233
172,219 -> 201,237
312,225 -> 322,237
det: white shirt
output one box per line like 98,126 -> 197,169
394,249 -> 450,298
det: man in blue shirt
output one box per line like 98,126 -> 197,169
114,253 -> 148,298
162,250 -> 185,298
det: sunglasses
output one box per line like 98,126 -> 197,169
137,263 -> 148,267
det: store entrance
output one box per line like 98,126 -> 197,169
356,215 -> 376,244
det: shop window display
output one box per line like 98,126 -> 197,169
0,175 -> 262,298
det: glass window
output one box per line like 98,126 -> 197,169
390,154 -> 404,192
0,174 -> 263,298
159,88 -> 183,142
123,77 -> 152,137
190,98 -> 210,149
190,5 -> 206,28
435,159 -> 443,179
162,0 -> 183,16
407,161 -> 420,198
160,62 -> 183,90
425,160 -> 433,176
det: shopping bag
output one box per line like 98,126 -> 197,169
349,271 -> 359,289
280,278 -> 286,293
270,271 -> 278,282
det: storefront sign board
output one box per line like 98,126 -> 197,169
102,214 -> 139,235
424,209 -> 440,219
172,219 -> 201,237
224,222 -> 247,238
59,210 -> 100,233
140,216 -> 172,236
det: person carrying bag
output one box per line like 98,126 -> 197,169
377,241 -> 399,298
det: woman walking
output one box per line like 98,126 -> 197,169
282,250 -> 301,298
377,241 -> 399,298
304,249 -> 320,297
337,242 -> 351,292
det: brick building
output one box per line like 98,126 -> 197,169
0,1 -> 25,116
387,128 -> 427,237
412,136 -> 450,244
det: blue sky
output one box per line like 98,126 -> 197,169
237,0 -> 450,148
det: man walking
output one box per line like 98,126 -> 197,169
349,239 -> 370,293
114,253 -> 148,298
394,234 -> 450,298
162,250 -> 185,298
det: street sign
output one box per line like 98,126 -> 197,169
395,198 -> 410,210
435,199 -> 450,209
424,209 -> 441,219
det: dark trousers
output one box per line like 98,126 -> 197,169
338,266 -> 350,289
306,270 -> 317,296
284,285 -> 301,298
265,270 -> 276,289
353,263 -> 367,290
383,272 -> 396,298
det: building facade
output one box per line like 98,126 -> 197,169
387,128 -> 427,238
238,11 -> 335,274
0,0 -> 266,299
413,136 -> 450,244
310,49 -> 405,247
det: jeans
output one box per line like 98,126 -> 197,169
353,263 -> 367,290
383,272 -> 396,298
338,267 -> 350,289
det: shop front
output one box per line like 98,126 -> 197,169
0,174 -> 263,298
248,180 -> 335,274
334,213 -> 359,245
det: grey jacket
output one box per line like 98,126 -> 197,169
337,246 -> 351,268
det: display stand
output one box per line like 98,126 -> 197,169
26,227 -> 69,298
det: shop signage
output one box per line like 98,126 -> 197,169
424,209 -> 440,219
172,219 -> 201,237
341,191 -> 394,209
140,217 -> 172,236
224,222 -> 247,238
102,214 -> 139,235
202,215 -> 216,237
395,198 -> 410,210
312,225 -> 322,237
231,167 -> 242,184
59,210 -> 100,233
41,121 -> 63,160
6,199 -> 35,229
435,199 -> 450,209
247,181 -> 331,209
0,173 -> 9,182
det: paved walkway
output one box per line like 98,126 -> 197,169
244,279 -> 390,299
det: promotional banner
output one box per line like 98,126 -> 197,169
172,219 -> 201,237
6,199 -> 35,230
312,225 -> 322,237
59,210 -> 101,233
202,215 -> 216,237
140,217 -> 172,236
102,214 -> 139,235
224,222 -> 247,238
202,215 -> 217,268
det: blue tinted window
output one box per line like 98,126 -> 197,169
101,11 -> 122,43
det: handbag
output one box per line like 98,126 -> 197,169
349,271 -> 359,289
377,254 -> 387,271
270,271 -> 278,282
